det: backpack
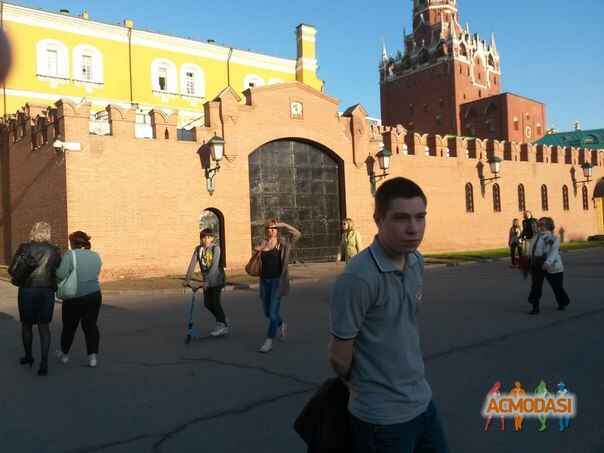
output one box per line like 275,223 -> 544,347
8,246 -> 37,287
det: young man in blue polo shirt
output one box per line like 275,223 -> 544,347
329,177 -> 450,453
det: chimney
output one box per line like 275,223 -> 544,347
574,121 -> 581,131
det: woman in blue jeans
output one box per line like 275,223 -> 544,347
254,219 -> 301,353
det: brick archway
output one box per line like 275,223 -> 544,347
248,139 -> 344,262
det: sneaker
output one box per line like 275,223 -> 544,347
88,354 -> 98,368
210,322 -> 229,337
56,350 -> 69,364
258,339 -> 273,353
279,322 -> 287,341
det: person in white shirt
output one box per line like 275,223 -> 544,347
527,217 -> 570,314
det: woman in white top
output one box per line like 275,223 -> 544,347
527,217 -> 570,314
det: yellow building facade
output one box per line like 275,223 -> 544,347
0,2 -> 323,128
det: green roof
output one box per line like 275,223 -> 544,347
535,128 -> 604,150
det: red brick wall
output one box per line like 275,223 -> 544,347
4,85 -> 604,278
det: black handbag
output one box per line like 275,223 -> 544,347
8,248 -> 37,287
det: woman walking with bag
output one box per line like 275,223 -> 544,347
55,231 -> 103,367
183,228 -> 229,337
527,217 -> 571,315
248,219 -> 301,353
8,222 -> 61,376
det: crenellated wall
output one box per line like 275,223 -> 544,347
2,83 -> 603,277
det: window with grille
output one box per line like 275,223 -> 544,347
582,186 -> 589,210
81,54 -> 93,81
541,185 -> 549,211
562,186 -> 569,211
465,183 -> 474,213
185,71 -> 195,95
518,184 -> 526,212
493,183 -> 502,212
46,49 -> 58,76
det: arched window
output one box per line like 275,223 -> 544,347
562,185 -> 569,211
179,64 -> 205,97
582,186 -> 589,210
418,49 -> 430,65
465,183 -> 474,213
151,59 -> 177,93
488,54 -> 495,67
492,183 -> 502,212
72,45 -> 104,83
459,43 -> 468,57
518,184 -> 526,212
243,74 -> 265,90
541,185 -> 549,211
36,39 -> 69,78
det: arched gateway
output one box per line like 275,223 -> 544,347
249,139 -> 343,262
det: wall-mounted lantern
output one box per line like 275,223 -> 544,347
205,135 -> 225,195
480,156 -> 502,191
367,146 -> 392,194
574,162 -> 593,190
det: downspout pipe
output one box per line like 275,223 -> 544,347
128,26 -> 134,104
226,47 -> 233,88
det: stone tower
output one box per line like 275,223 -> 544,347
380,0 -> 502,136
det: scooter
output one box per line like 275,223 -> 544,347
185,284 -> 204,344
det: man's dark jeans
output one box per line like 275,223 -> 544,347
350,400 -> 450,453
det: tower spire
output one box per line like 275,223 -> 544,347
381,38 -> 389,65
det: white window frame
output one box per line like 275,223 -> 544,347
179,64 -> 205,98
151,59 -> 178,93
36,39 -> 69,78
243,74 -> 265,90
73,44 -> 104,84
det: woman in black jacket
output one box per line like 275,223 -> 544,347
8,222 -> 61,376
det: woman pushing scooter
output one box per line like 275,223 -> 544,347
183,228 -> 229,337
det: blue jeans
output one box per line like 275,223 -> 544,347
351,401 -> 450,453
260,278 -> 283,338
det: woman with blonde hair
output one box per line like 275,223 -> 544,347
8,222 -> 61,376
56,231 -> 103,367
337,218 -> 362,263
252,218 -> 301,353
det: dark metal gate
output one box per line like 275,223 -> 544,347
249,140 -> 342,262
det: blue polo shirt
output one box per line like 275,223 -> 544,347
329,237 -> 432,425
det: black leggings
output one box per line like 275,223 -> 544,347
61,291 -> 102,355
203,287 -> 226,324
510,244 -> 521,265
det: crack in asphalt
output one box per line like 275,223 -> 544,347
151,387 -> 314,453
425,306 -> 604,362
58,387 -> 315,453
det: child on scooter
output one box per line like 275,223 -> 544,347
184,228 -> 229,337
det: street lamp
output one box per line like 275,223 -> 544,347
368,146 -> 392,194
574,162 -> 593,190
205,135 -> 225,195
480,156 -> 502,192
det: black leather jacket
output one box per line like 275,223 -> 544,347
10,241 -> 62,289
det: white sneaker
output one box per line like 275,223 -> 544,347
279,322 -> 287,341
88,354 -> 98,368
258,339 -> 273,353
56,350 -> 69,364
210,322 -> 229,337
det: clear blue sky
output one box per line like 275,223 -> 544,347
13,0 -> 604,131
